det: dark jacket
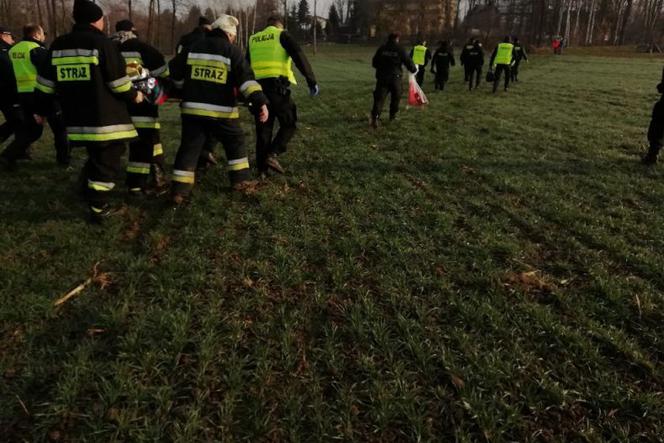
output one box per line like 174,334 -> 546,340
170,29 -> 267,120
431,48 -> 455,72
459,42 -> 474,66
0,39 -> 17,105
176,27 -> 206,55
513,44 -> 528,63
648,96 -> 664,146
466,44 -> 485,67
246,29 -> 317,91
118,36 -> 169,121
372,41 -> 416,82
35,24 -> 138,144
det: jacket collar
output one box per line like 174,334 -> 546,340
73,23 -> 105,36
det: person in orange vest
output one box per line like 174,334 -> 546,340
410,39 -> 431,86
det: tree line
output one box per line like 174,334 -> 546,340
1,0 -> 664,50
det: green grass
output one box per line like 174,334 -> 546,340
1,46 -> 663,442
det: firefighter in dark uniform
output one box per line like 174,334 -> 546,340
370,32 -> 416,129
410,39 -> 431,86
489,36 -> 514,93
169,15 -> 269,203
34,0 -> 145,222
642,68 -> 664,165
0,26 -> 18,146
112,19 -> 170,196
176,16 -> 217,169
466,39 -> 484,91
431,40 -> 455,91
459,38 -> 474,82
511,37 -> 528,82
248,16 -> 318,176
1,24 -> 70,169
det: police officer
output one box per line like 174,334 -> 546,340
1,24 -> 70,169
176,16 -> 217,169
112,19 -> 170,196
34,0 -> 145,222
248,15 -> 318,176
410,39 -> 431,86
459,38 -> 474,82
431,40 -> 455,91
370,32 -> 416,129
511,37 -> 528,82
489,36 -> 514,94
169,15 -> 268,204
466,39 -> 484,91
642,68 -> 664,165
0,26 -> 18,145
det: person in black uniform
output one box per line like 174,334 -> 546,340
511,37 -> 528,82
175,16 -> 217,170
0,26 -> 18,146
169,15 -> 268,203
34,0 -> 145,222
247,15 -> 319,176
642,69 -> 664,165
459,38 -> 474,82
1,24 -> 70,169
431,40 -> 455,91
112,19 -> 170,196
466,39 -> 484,91
370,33 -> 416,129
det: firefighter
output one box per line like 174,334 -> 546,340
176,16 -> 217,169
410,39 -> 431,86
169,14 -> 269,204
489,36 -> 514,94
370,32 -> 417,129
248,15 -> 318,176
0,26 -> 18,146
112,19 -> 170,196
459,38 -> 474,82
1,24 -> 70,169
431,40 -> 455,92
34,0 -> 145,222
511,37 -> 528,82
466,39 -> 484,91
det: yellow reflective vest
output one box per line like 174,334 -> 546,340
412,45 -> 427,65
494,43 -> 514,66
249,26 -> 297,85
10,40 -> 40,93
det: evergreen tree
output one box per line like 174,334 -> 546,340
297,0 -> 310,36
328,3 -> 340,37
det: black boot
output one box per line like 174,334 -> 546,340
642,145 -> 661,165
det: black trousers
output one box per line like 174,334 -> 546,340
255,88 -> 297,173
434,69 -> 449,90
511,61 -> 522,81
493,64 -> 511,93
84,142 -> 126,210
0,101 -> 70,164
463,65 -> 471,82
0,102 -> 18,144
372,78 -> 402,120
172,116 -> 249,194
415,65 -> 426,86
468,66 -> 482,90
127,127 -> 162,190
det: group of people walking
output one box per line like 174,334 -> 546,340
370,34 -> 529,127
0,0 -> 318,223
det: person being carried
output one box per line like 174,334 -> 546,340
370,32 -> 417,129
431,40 -> 455,92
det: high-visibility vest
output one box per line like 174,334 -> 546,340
412,45 -> 427,65
494,43 -> 514,65
10,40 -> 40,93
249,26 -> 297,85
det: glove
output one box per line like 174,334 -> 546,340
309,84 -> 320,97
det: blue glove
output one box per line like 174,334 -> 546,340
309,84 -> 320,97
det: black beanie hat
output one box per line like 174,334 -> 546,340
199,16 -> 211,26
115,19 -> 134,32
73,0 -> 104,24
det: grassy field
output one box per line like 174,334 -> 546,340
1,45 -> 663,442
